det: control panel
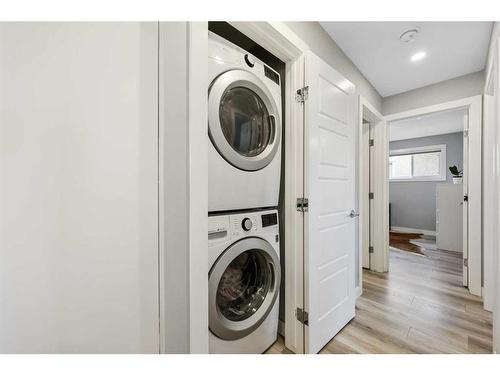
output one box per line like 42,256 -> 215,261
208,210 -> 278,245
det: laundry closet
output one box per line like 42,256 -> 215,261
206,22 -> 286,353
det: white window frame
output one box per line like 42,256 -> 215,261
389,144 -> 447,182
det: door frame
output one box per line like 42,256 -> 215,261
482,39 -> 498,312
162,21 -> 309,353
159,22 -> 209,353
358,97 -> 389,277
227,22 -> 309,353
385,95 -> 483,296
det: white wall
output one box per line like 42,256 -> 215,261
285,22 -> 383,111
383,70 -> 485,115
0,23 -> 159,353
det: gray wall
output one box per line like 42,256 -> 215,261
383,71 -> 485,115
389,132 -> 463,232
285,22 -> 383,112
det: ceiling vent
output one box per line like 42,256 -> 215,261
400,27 -> 421,43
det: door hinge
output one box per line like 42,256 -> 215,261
369,192 -> 374,199
296,307 -> 309,325
296,197 -> 309,212
464,258 -> 468,267
464,194 -> 468,202
295,86 -> 309,103
369,246 -> 374,254
464,130 -> 469,138
369,139 -> 374,147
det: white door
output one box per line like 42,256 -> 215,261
304,51 -> 357,354
463,113 -> 469,286
436,184 -> 463,252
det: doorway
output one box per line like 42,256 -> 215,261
383,96 -> 483,297
387,108 -> 467,287
359,97 -> 388,275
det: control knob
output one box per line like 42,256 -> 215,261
244,54 -> 255,67
242,217 -> 253,231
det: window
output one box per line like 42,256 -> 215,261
389,144 -> 447,182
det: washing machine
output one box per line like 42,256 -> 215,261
208,32 -> 282,212
208,209 -> 280,353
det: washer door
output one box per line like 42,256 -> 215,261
208,70 -> 281,171
209,237 -> 280,341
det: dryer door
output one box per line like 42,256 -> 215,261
209,237 -> 280,340
208,70 -> 281,171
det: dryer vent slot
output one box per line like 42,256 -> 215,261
264,66 -> 280,86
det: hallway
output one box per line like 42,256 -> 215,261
267,248 -> 493,354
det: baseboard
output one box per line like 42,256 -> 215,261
482,287 -> 494,312
391,226 -> 436,236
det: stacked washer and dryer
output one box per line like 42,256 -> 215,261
207,32 -> 283,354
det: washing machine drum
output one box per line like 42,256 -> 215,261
208,69 -> 281,171
209,237 -> 280,340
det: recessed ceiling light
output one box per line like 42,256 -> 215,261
400,28 -> 420,43
410,51 -> 427,62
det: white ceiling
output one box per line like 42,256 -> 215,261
389,108 -> 466,141
320,22 -> 493,97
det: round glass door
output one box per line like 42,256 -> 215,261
208,70 -> 281,171
219,87 -> 274,158
217,249 -> 271,321
209,237 -> 280,340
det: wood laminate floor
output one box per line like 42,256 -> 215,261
389,231 -> 426,255
266,247 -> 493,354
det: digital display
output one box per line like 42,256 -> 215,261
264,66 -> 280,86
261,213 -> 278,227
